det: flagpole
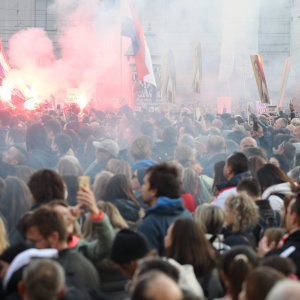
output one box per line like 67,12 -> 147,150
120,34 -> 123,104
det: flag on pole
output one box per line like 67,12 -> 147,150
192,42 -> 202,93
0,39 -> 11,85
277,58 -> 291,109
121,0 -> 156,86
161,50 -> 176,103
250,54 -> 270,104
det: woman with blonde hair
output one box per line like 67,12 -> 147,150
223,192 -> 259,248
195,204 -> 229,253
93,171 -> 113,201
97,201 -> 128,230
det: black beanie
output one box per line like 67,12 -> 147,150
111,229 -> 150,264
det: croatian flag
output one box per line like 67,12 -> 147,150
121,0 -> 156,87
0,39 -> 11,85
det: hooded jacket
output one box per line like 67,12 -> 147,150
214,171 -> 252,209
137,196 -> 192,254
262,182 -> 294,211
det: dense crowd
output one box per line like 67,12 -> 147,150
0,103 -> 299,300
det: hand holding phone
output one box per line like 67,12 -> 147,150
76,185 -> 99,216
78,176 -> 90,190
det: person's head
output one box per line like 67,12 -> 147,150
44,119 -> 62,142
164,218 -> 216,278
174,145 -> 195,167
266,280 -> 300,300
258,227 -> 286,256
207,135 -> 225,154
181,167 -> 199,197
220,246 -> 259,300
2,145 -> 28,166
23,206 -> 68,249
28,170 -> 66,205
237,178 -> 261,200
256,163 -> 294,192
133,258 -> 180,287
291,118 -> 300,127
269,153 -> 290,174
240,137 -> 257,150
56,155 -> 83,177
52,134 -> 72,156
106,159 -> 132,179
240,266 -> 284,300
111,229 -> 153,278
261,256 -> 296,278
47,200 -> 78,238
19,259 -> 65,300
103,174 -> 138,204
93,138 -> 119,162
274,117 -> 288,129
194,204 -> 225,236
285,189 -> 300,232
243,147 -> 267,161
131,270 -> 183,300
26,123 -> 49,152
293,125 -> 300,139
130,136 -> 152,161
142,163 -> 181,205
248,155 -> 266,176
93,171 -> 113,200
225,192 -> 259,233
0,176 -> 33,231
223,152 -> 249,180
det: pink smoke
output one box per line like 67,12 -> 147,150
5,0 -> 134,110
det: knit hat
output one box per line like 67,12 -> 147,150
93,138 -> 119,158
111,229 -> 150,264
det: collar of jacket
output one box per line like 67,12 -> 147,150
147,196 -> 183,213
217,171 -> 252,191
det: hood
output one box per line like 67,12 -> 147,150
262,182 -> 294,200
146,196 -> 186,216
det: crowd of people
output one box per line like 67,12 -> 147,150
0,102 -> 299,300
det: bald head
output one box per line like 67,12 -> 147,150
240,137 -> 257,150
132,271 -> 183,300
266,280 -> 300,300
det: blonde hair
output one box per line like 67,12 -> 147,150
82,200 -> 128,239
98,201 -> 129,229
0,217 -> 8,254
93,171 -> 113,200
106,159 -> 132,179
225,192 -> 259,233
195,204 -> 225,235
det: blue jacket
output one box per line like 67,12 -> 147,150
137,196 -> 192,254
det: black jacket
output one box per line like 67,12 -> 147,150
269,230 -> 300,277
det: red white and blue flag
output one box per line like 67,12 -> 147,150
121,0 -> 156,87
